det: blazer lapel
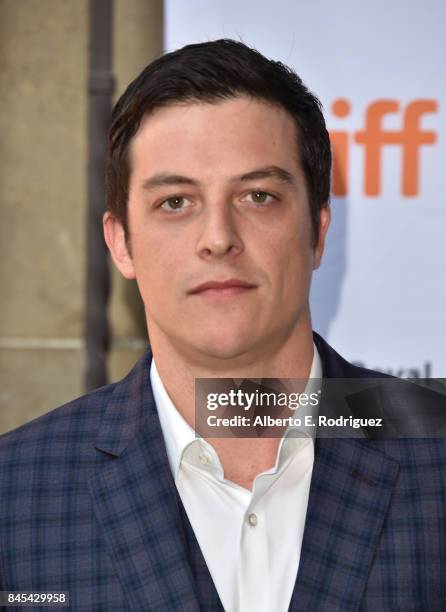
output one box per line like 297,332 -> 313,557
88,350 -> 200,612
288,333 -> 400,611
289,436 -> 399,611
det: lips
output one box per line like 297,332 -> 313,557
189,278 -> 257,295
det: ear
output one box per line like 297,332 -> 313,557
312,204 -> 331,270
103,212 -> 136,279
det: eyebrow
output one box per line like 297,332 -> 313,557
141,173 -> 198,191
140,165 -> 296,191
235,165 -> 296,186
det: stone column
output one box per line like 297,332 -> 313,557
0,0 -> 163,433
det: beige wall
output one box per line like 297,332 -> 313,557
0,0 -> 163,434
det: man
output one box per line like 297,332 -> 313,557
1,40 -> 445,611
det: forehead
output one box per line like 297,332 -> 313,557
128,96 -> 302,179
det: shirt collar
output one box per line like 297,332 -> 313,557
151,343 -> 322,480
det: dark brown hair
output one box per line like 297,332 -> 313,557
106,39 -> 331,245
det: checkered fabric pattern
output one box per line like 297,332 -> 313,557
0,333 -> 445,611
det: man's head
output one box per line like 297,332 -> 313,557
106,39 -> 331,248
104,40 -> 331,365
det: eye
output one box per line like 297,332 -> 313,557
243,191 -> 275,205
160,196 -> 192,213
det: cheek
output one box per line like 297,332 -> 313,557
282,215 -> 313,268
130,232 -> 173,293
266,233 -> 313,302
259,217 -> 310,269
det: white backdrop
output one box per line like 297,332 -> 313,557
165,0 -> 445,376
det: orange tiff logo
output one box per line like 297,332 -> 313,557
329,99 -> 438,197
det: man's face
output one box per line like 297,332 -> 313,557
105,96 -> 330,363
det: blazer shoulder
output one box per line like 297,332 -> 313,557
0,382 -> 117,457
313,331 -> 392,380
345,361 -> 393,380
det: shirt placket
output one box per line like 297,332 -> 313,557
237,497 -> 271,612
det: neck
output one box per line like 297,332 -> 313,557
150,313 -> 314,490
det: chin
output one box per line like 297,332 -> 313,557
203,345 -> 249,361
193,329 -> 256,362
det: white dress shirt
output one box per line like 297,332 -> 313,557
150,345 -> 322,612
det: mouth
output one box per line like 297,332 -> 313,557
189,278 -> 258,298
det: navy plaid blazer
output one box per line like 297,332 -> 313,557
1,333 -> 446,611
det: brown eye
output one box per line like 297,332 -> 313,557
160,196 -> 191,212
252,191 -> 268,203
244,191 -> 274,205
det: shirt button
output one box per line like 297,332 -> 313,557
199,453 -> 211,465
247,513 -> 258,527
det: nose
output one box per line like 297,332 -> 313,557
196,201 -> 244,260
